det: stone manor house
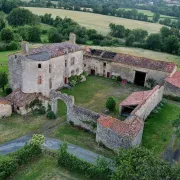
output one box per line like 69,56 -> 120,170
1,33 -> 180,150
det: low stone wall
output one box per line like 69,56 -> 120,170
68,105 -> 101,134
131,85 -> 164,120
164,81 -> 180,97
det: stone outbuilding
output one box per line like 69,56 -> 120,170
6,89 -> 49,115
96,115 -> 144,150
0,98 -> 12,119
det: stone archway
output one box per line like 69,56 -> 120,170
49,90 -> 74,121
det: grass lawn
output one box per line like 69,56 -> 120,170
60,76 -> 145,118
0,114 -> 50,144
10,155 -> 87,180
51,122 -> 115,158
91,46 -> 180,70
142,102 -> 180,156
24,7 -> 164,34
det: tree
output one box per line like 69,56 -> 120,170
0,27 -> 14,42
112,147 -> 172,180
48,28 -> 63,43
106,97 -> 116,111
163,35 -> 179,54
146,33 -> 162,50
125,34 -> 135,46
0,18 -> 5,31
109,23 -> 125,38
1,0 -> 18,14
7,8 -> 40,27
160,26 -> 171,39
28,26 -> 41,42
153,13 -> 160,23
130,29 -> 148,42
0,72 -> 8,92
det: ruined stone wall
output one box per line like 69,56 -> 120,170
96,123 -> 131,150
0,104 -> 12,119
164,81 -> 180,97
131,86 -> 164,120
68,105 -> 101,133
8,53 -> 23,91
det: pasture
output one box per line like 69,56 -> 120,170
24,7 -> 164,34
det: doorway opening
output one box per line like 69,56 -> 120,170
107,72 -> 110,78
134,71 -> 146,86
91,69 -> 95,75
57,99 -> 67,120
64,77 -> 68,84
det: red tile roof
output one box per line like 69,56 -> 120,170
97,115 -> 143,139
113,53 -> 176,73
120,90 -> 152,106
85,48 -> 176,73
165,71 -> 180,88
0,98 -> 11,105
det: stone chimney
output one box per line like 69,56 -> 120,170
21,41 -> 29,55
69,33 -> 76,44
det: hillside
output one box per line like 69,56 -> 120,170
24,7 -> 165,35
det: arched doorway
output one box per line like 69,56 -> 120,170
57,99 -> 67,120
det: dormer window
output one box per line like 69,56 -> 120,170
38,64 -> 41,68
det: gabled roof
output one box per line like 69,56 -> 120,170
85,48 -> 176,73
98,115 -> 143,139
165,71 -> 180,88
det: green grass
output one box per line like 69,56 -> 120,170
0,114 -> 50,144
10,155 -> 87,180
24,7 -> 164,34
91,46 -> 180,70
142,102 -> 180,156
60,76 -> 145,118
51,122 -> 115,158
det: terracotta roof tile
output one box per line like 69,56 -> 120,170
0,98 -> 11,105
98,115 -> 143,139
165,71 -> 180,88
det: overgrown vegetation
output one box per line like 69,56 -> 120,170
106,97 -> 116,111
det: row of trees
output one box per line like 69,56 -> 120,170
109,23 -> 180,55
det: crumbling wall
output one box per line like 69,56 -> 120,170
69,105 -> 100,133
0,104 -> 12,119
131,86 -> 164,120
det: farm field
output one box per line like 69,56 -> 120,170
10,155 -> 87,180
24,7 -> 164,34
91,46 -> 180,69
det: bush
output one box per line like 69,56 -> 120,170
6,41 -> 19,50
30,134 -> 45,146
46,110 -> 56,119
106,97 -> 116,111
5,87 -> 12,95
57,143 -> 112,179
117,76 -> 122,82
38,106 -> 46,115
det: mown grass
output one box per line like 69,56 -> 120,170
60,76 -> 145,118
10,155 -> 87,180
0,114 -> 49,144
91,46 -> 180,70
51,122 -> 115,158
142,102 -> 180,157
24,7 -> 164,34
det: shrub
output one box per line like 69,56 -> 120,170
117,76 -> 122,82
38,106 -> 46,115
5,87 -> 12,95
30,134 -> 45,146
57,143 -> 112,179
146,78 -> 156,88
6,41 -> 19,50
46,110 -> 56,119
106,97 -> 116,111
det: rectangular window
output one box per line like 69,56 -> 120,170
49,78 -> 52,89
84,64 -> 86,67
38,76 -> 42,84
38,64 -> 41,68
71,57 -> 75,66
65,60 -> 67,67
71,70 -> 74,75
49,64 -> 52,73
103,62 -> 106,67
